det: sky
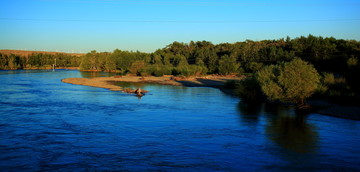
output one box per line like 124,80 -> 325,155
0,0 -> 359,53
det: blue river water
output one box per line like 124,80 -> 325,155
0,70 -> 359,171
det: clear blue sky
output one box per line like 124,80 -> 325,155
1,0 -> 359,53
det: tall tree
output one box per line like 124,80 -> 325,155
218,55 -> 240,75
256,58 -> 320,105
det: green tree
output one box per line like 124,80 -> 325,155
80,54 -> 91,70
204,49 -> 218,73
129,60 -> 146,75
0,54 -> 6,69
244,62 -> 263,73
105,55 -> 117,71
256,58 -> 320,105
8,55 -> 17,69
173,54 -> 188,67
218,55 -> 240,75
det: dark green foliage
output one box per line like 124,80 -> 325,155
0,52 -> 81,70
218,55 -> 240,75
79,53 -> 91,70
244,62 -> 264,73
142,65 -> 173,76
234,77 -> 264,102
105,54 -> 117,71
256,58 -> 320,105
225,78 -> 264,102
129,60 -> 146,76
173,65 -> 208,76
346,56 -> 360,92
316,72 -> 358,105
347,56 -> 358,67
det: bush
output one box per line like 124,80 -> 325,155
347,56 -> 358,67
256,58 -> 320,105
322,72 -> 335,85
144,64 -> 173,76
173,65 -> 208,76
234,77 -> 264,102
218,55 -> 240,75
316,72 -> 354,97
244,62 -> 264,73
129,60 -> 146,75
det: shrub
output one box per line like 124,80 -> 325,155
347,56 -> 358,67
144,64 -> 173,76
218,55 -> 240,75
322,72 -> 335,85
234,77 -> 264,102
129,60 -> 146,75
173,65 -> 208,76
244,62 -> 264,73
256,58 -> 320,105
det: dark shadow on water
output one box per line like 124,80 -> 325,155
265,105 -> 318,154
237,101 -> 318,155
237,101 -> 263,124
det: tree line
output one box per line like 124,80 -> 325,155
0,52 -> 81,70
1,35 -> 359,77
73,35 -> 358,77
1,35 -> 359,88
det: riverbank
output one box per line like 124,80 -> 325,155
308,100 -> 360,120
62,75 -> 240,92
318,105 -> 360,120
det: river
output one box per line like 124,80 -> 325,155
0,70 -> 359,171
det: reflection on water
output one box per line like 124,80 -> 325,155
237,101 -> 263,123
266,113 -> 318,154
238,102 -> 318,154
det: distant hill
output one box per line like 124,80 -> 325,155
0,49 -> 84,57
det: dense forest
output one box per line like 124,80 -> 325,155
0,52 -> 81,69
1,35 -> 360,103
1,35 -> 359,76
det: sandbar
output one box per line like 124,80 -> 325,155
61,75 -> 239,91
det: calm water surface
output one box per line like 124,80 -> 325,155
0,70 -> 359,171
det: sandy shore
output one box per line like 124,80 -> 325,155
61,75 -> 239,92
